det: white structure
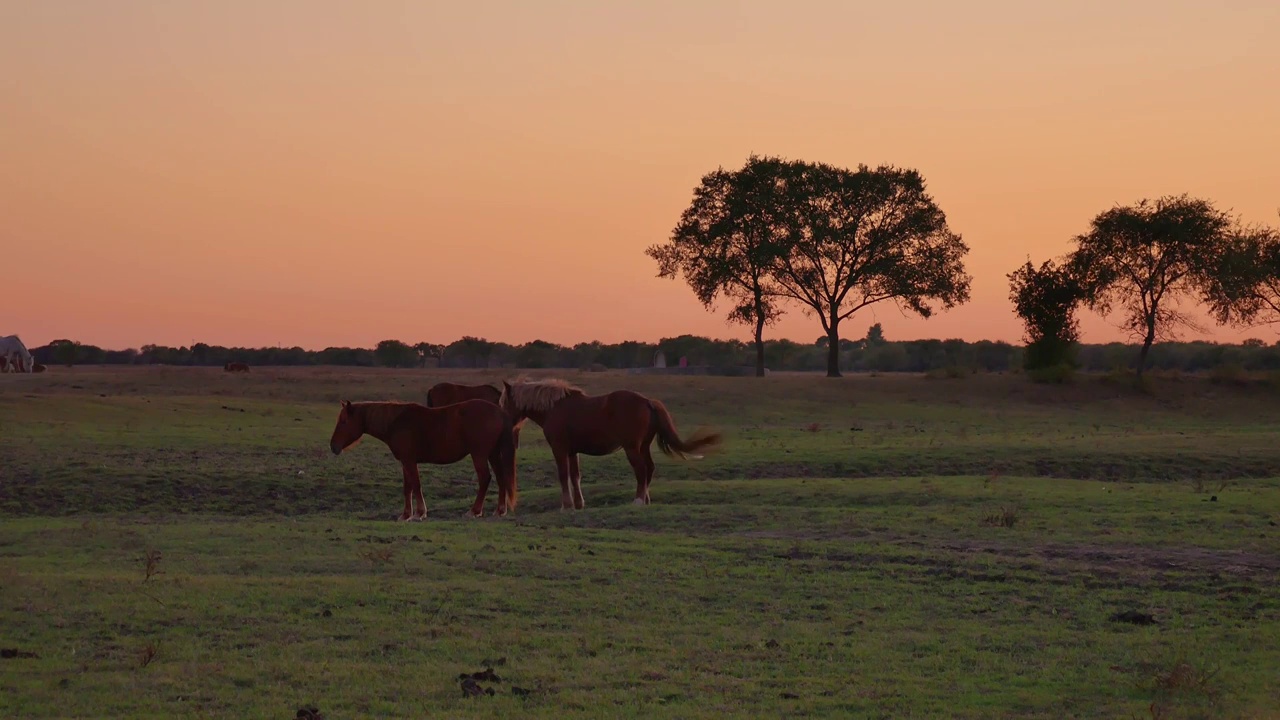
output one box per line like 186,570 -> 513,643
0,335 -> 33,372
652,350 -> 666,368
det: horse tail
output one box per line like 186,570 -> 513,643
649,399 -> 722,459
497,414 -> 518,511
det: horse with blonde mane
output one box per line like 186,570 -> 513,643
497,378 -> 722,509
426,381 -> 524,447
0,335 -> 32,373
328,398 -> 518,520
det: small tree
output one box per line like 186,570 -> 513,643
374,339 -> 418,368
414,342 -> 444,367
1069,195 -> 1236,378
770,161 -> 972,377
47,339 -> 81,367
865,323 -> 886,346
1204,220 -> 1280,331
1007,259 -> 1084,372
647,155 -> 792,377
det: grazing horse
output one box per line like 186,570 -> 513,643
328,399 -> 518,521
426,381 -> 523,447
224,361 -> 250,372
0,335 -> 32,373
497,378 -> 722,509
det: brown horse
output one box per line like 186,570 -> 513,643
224,362 -> 250,372
497,378 -> 722,509
329,399 -> 518,520
426,381 -> 523,447
426,382 -> 500,407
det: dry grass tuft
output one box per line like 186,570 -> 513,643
982,506 -> 1019,528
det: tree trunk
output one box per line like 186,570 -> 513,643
1136,323 -> 1156,379
825,321 -> 842,378
1141,315 -> 1162,381
754,312 -> 766,377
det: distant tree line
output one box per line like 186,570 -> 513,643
28,328 -> 1280,375
648,155 -> 1280,381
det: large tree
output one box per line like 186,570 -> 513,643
1007,258 -> 1084,371
647,155 -> 792,376
1068,195 -> 1237,377
770,161 -> 972,377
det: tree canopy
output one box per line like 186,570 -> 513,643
1008,259 -> 1084,372
646,155 -> 793,377
651,157 -> 971,377
1069,194 -> 1238,377
1204,219 -> 1280,331
769,161 -> 972,377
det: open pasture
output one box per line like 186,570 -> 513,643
1,366 -> 1278,719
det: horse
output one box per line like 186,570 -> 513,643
426,381 -> 523,447
0,335 -> 32,373
497,378 -> 722,509
328,399 -> 519,521
224,361 -> 250,372
32,363 -> 46,373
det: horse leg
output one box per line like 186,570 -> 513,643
467,453 -> 491,518
398,463 -> 418,521
624,447 -> 647,506
568,453 -> 585,510
641,444 -> 656,505
412,468 -> 428,520
553,450 -> 573,511
491,460 -> 509,517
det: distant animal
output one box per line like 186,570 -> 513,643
0,335 -> 32,373
0,356 -> 7,372
32,363 -> 46,373
224,361 -> 250,372
328,399 -> 519,521
497,378 -> 722,509
426,382 -> 522,447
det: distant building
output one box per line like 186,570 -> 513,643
653,350 -> 666,368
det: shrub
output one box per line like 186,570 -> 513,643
1027,363 -> 1075,384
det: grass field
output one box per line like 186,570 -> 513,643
2,366 -> 1278,719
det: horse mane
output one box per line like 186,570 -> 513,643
350,401 -> 415,436
501,377 -> 584,414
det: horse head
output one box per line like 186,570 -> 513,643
329,400 -> 364,454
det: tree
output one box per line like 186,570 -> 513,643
47,339 -> 81,367
1007,259 -> 1084,371
647,155 -> 792,377
770,161 -> 972,377
374,339 -> 418,368
1069,195 -> 1237,378
865,323 -> 886,346
1204,219 -> 1280,331
414,342 -> 444,367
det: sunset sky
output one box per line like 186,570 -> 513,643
3,1 -> 1278,350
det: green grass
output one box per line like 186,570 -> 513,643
2,367 -> 1279,718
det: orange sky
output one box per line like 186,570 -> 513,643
3,1 -> 1278,350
